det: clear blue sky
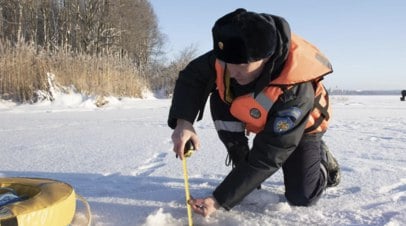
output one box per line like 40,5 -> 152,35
149,0 -> 406,91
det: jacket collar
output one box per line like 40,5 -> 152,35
254,14 -> 291,96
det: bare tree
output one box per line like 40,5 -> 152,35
149,44 -> 198,96
108,0 -> 164,71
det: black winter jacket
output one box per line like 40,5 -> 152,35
168,14 -> 318,210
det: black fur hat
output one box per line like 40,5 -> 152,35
212,8 -> 278,64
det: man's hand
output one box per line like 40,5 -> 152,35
171,119 -> 200,159
188,196 -> 220,217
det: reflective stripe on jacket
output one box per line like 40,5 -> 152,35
215,34 -> 333,134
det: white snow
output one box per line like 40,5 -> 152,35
1,94 -> 405,225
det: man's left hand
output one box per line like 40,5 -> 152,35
188,196 -> 220,217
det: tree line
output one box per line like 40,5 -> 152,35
0,0 -> 194,102
0,0 -> 163,67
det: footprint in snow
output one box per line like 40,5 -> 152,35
131,152 -> 168,177
324,186 -> 361,199
378,178 -> 406,202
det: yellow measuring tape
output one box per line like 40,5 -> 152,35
182,156 -> 193,226
182,140 -> 195,226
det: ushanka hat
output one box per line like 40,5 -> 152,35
212,8 -> 278,64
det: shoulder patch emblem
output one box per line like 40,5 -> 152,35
273,117 -> 295,134
277,107 -> 302,122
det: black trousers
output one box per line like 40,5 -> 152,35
282,132 -> 326,206
210,91 -> 326,206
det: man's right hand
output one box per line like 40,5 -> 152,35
171,119 -> 200,160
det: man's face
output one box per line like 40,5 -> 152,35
227,58 -> 268,85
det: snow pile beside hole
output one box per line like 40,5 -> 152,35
141,208 -> 182,226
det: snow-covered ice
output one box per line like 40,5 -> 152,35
1,95 -> 405,225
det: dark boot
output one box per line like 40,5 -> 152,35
320,140 -> 341,187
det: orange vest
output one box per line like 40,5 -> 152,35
215,34 -> 332,134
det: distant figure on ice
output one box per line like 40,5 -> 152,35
168,8 -> 341,217
401,90 -> 406,101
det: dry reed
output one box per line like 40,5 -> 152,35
0,40 -> 147,103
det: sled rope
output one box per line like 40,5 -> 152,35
76,194 -> 92,226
